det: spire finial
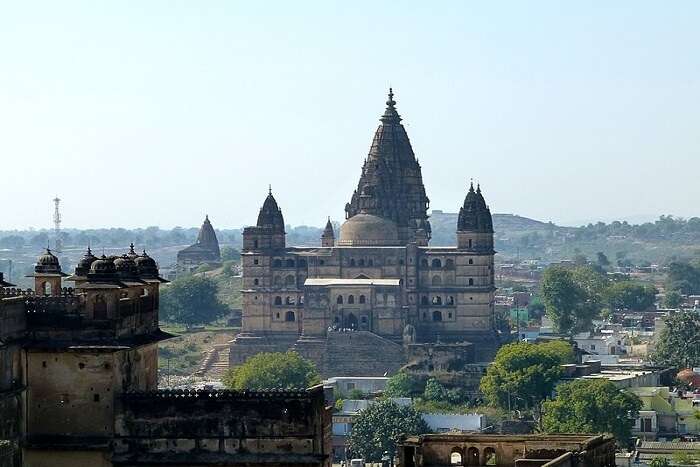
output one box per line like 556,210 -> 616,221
205,214 -> 209,221
469,178 -> 474,192
268,184 -> 272,196
386,87 -> 395,108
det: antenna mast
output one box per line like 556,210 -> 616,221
53,196 -> 62,253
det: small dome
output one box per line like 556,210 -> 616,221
338,214 -> 400,246
90,255 -> 116,275
35,248 -> 62,274
135,250 -> 159,277
114,254 -> 138,276
77,247 -> 97,270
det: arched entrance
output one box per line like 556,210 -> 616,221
466,447 -> 479,466
345,313 -> 358,330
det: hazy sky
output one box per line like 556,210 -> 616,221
1,1 -> 699,230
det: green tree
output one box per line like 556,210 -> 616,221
348,400 -> 429,463
384,372 -> 416,397
663,289 -> 683,309
596,252 -> 610,268
652,311 -> 700,369
222,351 -> 320,390
423,378 -> 449,402
160,275 -> 229,327
542,379 -> 641,444
540,266 -> 604,334
605,282 -> 657,311
220,246 -> 241,261
666,261 -> 700,295
480,340 -> 574,413
648,457 -> 670,467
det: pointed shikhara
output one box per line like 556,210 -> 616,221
344,89 -> 431,245
176,215 -> 222,273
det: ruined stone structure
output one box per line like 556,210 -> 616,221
0,248 -> 331,467
398,434 -> 616,467
231,90 -> 500,376
177,215 -> 222,274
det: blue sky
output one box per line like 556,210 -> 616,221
1,1 -> 698,229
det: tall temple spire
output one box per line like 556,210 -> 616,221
344,88 -> 431,245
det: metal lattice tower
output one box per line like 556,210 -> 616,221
53,196 -> 62,253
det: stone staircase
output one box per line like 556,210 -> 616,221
194,343 -> 230,379
295,331 -> 406,377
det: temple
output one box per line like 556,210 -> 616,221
176,215 -> 222,274
231,90 -> 501,377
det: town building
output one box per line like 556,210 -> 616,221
176,215 -> 222,274
0,248 -> 331,467
231,90 -> 501,377
629,386 -> 700,441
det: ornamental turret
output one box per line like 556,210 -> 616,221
321,217 -> 335,247
457,182 -> 494,251
242,187 -> 286,251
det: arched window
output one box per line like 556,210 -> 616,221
273,259 -> 282,268
276,312 -> 280,319
285,296 -> 294,305
483,447 -> 496,465
432,296 -> 442,305
467,448 -> 479,465
285,275 -> 296,286
358,259 -> 365,267
421,258 -> 429,267
274,276 -> 282,286
468,239 -> 473,248
432,275 -> 442,286
348,295 -> 355,304
274,296 -> 282,305
450,450 -> 463,466
432,310 -> 443,322
337,295 -> 343,304
446,259 -> 454,268
431,258 -> 442,268
285,259 -> 295,268
421,296 -> 429,305
94,295 -> 107,320
468,258 -> 474,265
361,316 -> 367,324
299,259 -> 307,268
254,278 -> 259,286
253,240 -> 259,249
350,259 -> 356,267
359,295 -> 366,304
42,281 -> 52,296
285,311 -> 295,322
448,296 -> 455,305
468,278 -> 474,286
422,312 -> 427,319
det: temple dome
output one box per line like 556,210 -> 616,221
338,214 -> 400,246
90,255 -> 116,274
35,248 -> 62,274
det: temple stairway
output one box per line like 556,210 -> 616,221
294,331 -> 406,377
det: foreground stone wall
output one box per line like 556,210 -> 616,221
398,434 -> 616,467
113,386 -> 332,467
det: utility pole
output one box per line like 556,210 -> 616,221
53,196 -> 62,253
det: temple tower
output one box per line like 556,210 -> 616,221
344,89 -> 431,245
321,218 -> 335,247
